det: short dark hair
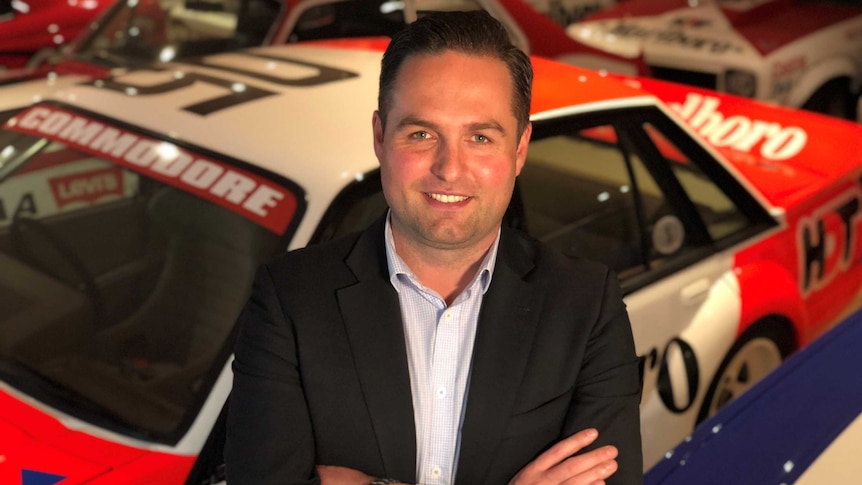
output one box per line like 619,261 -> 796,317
378,10 -> 533,135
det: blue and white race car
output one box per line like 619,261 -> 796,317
645,307 -> 862,484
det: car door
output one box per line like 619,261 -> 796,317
513,106 -> 777,468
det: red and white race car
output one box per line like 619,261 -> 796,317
565,0 -> 862,120
0,0 -> 621,105
1,38 -> 861,483
0,0 -> 112,70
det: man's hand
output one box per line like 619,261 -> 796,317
317,465 -> 410,485
507,429 -> 619,485
317,465 -> 373,485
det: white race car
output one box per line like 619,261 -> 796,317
567,0 -> 862,120
1,39 -> 862,483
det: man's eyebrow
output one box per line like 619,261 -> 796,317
395,116 -> 438,131
468,121 -> 505,133
394,117 -> 507,134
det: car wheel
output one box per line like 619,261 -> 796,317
696,317 -> 794,423
802,78 -> 853,120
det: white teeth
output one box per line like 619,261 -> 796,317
428,193 -> 469,203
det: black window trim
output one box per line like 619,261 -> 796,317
526,106 -> 778,295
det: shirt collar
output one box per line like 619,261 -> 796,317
384,211 -> 498,295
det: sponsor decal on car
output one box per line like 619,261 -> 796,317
534,0 -> 615,27
49,166 -> 125,209
797,186 -> 862,297
669,92 -> 808,160
601,23 -> 744,55
4,105 -> 298,234
0,155 -> 134,227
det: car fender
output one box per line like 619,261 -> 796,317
733,260 -> 805,343
637,267 -> 741,469
785,56 -> 859,109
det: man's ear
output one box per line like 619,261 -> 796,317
515,121 -> 532,176
372,110 -> 385,161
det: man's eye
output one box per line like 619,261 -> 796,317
474,134 -> 490,143
411,131 -> 429,140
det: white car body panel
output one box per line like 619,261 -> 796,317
625,251 -> 740,468
795,412 -> 862,485
0,75 -> 87,112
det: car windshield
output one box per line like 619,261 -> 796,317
72,0 -> 283,67
0,105 -> 301,443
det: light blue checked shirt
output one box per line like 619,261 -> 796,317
384,215 -> 500,485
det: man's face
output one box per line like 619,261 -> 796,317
373,50 -> 531,253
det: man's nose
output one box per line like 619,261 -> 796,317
430,140 -> 463,181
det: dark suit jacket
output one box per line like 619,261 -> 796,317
225,217 -> 642,485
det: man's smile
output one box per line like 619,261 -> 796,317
426,192 -> 471,203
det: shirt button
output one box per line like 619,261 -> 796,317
436,386 -> 447,398
444,311 -> 452,320
431,466 -> 443,478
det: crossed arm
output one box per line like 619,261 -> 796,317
318,428 -> 620,485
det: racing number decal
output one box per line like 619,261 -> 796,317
185,52 -> 359,87
640,338 -> 700,414
84,52 -> 359,115
90,69 -> 276,116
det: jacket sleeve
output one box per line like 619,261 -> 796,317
563,269 -> 643,485
224,264 -> 319,485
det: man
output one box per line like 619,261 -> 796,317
225,10 -> 641,485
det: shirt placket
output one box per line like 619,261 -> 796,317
425,303 -> 462,485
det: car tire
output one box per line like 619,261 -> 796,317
696,317 -> 795,423
802,78 -> 853,119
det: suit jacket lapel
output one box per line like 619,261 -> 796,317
337,218 -> 417,481
456,227 -> 543,485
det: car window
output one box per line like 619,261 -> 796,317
0,0 -> 13,20
311,170 -> 388,244
415,0 -> 485,15
413,0 -> 526,50
641,122 -> 750,241
519,124 -> 653,278
75,0 -> 283,65
287,0 -> 408,43
0,107 -> 303,443
520,109 -> 772,287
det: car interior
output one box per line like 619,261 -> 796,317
0,142 -> 287,442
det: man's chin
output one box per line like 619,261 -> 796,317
418,227 -> 493,252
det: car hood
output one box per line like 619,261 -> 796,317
625,75 -> 862,210
0,71 -> 92,114
0,389 -> 147,484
